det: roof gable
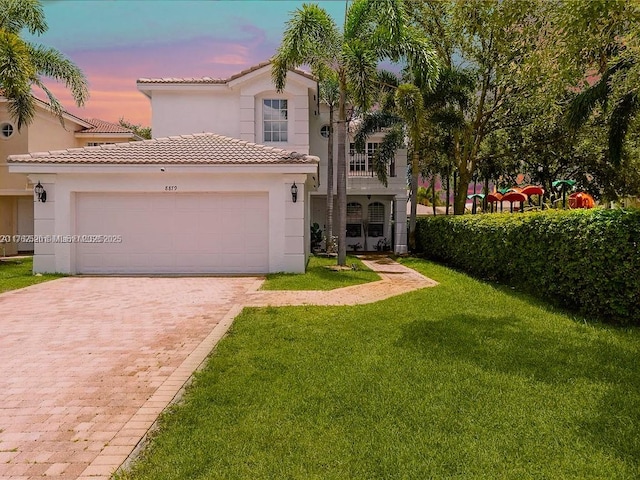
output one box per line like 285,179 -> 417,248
137,61 -> 316,90
7,132 -> 319,165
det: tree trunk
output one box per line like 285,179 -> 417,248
325,105 -> 335,253
432,174 -> 437,216
454,169 -> 472,215
336,75 -> 348,266
445,169 -> 450,215
408,149 -> 420,251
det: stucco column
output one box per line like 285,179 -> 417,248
394,195 -> 408,254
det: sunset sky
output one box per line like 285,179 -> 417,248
31,1 -> 348,127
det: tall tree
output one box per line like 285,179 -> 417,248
0,0 -> 88,129
558,0 -> 640,166
272,0 -> 438,264
407,0 -> 548,214
318,70 -> 339,253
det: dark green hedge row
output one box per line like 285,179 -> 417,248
416,209 -> 640,325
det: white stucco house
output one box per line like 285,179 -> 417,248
8,61 -> 406,274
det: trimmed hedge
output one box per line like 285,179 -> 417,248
416,209 -> 640,325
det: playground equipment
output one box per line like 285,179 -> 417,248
569,191 -> 595,209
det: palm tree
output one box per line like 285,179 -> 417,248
318,70 -> 340,254
272,0 -> 438,265
0,0 -> 88,129
567,55 -> 638,166
355,67 -> 471,248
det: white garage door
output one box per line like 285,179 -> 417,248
75,192 -> 269,274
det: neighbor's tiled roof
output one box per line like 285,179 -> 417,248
7,133 -> 319,165
137,60 -> 315,85
82,118 -> 136,134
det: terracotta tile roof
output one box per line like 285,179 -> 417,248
7,133 -> 319,165
137,60 -> 316,85
82,118 -> 135,134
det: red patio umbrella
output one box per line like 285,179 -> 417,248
486,192 -> 503,213
502,191 -> 527,213
521,185 -> 545,209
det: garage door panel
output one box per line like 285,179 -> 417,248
76,192 -> 269,274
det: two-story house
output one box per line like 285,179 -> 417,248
1,96 -> 139,256
137,61 -> 408,255
7,62 -> 406,275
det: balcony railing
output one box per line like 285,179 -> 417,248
349,153 -> 396,178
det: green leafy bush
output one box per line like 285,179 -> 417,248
416,209 -> 640,325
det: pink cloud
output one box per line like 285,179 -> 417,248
37,30 -> 281,129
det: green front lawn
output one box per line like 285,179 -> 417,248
0,256 -> 62,293
119,258 -> 640,479
261,254 -> 379,290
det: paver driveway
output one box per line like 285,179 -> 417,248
0,276 -> 259,479
0,257 -> 435,479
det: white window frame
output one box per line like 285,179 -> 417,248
263,99 -> 288,143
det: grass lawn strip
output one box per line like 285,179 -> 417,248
119,258 -> 640,479
261,254 -> 379,291
0,256 -> 63,293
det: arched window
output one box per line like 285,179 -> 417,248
346,202 -> 362,237
368,202 -> 384,237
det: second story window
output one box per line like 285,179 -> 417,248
263,99 -> 288,142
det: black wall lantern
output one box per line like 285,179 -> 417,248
34,181 -> 47,203
291,182 -> 298,203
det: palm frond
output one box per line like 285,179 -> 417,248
0,30 -> 36,129
343,40 -> 377,111
378,26 -> 440,92
7,90 -> 35,130
271,3 -> 340,91
395,83 -> 425,135
32,78 -> 64,126
353,110 -> 402,152
0,0 -> 46,35
609,92 -> 638,165
566,76 -> 609,130
344,0 -> 374,41
28,43 -> 89,106
566,56 -> 634,130
318,71 -> 340,108
373,124 -> 404,186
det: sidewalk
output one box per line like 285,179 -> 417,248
244,255 -> 437,307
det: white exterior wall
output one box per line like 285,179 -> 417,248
143,68 -> 314,156
151,89 -> 240,138
27,168 -> 311,274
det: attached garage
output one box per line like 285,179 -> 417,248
7,133 -> 318,275
75,192 -> 269,274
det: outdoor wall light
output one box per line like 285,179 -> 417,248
291,182 -> 298,203
34,181 -> 47,203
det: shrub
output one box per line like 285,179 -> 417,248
416,209 -> 640,325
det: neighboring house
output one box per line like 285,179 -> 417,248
7,61 -> 405,275
0,97 -> 139,256
137,61 -> 408,255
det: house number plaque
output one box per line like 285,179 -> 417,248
164,185 -> 178,191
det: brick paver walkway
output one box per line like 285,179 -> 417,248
0,257 -> 435,479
